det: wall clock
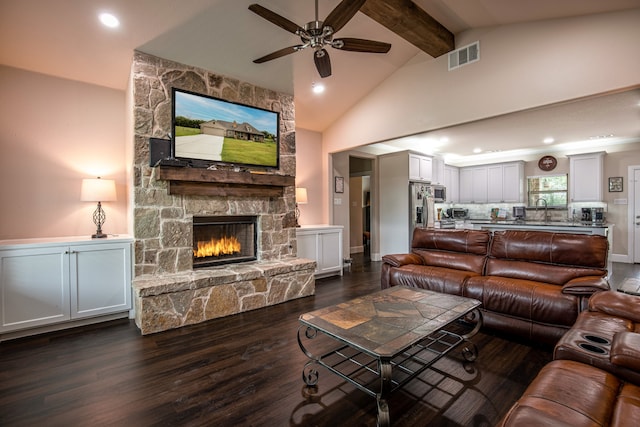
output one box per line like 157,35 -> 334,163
538,155 -> 557,171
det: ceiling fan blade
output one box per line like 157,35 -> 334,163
334,38 -> 391,53
314,49 -> 332,78
248,4 -> 301,35
253,46 -> 301,63
323,0 -> 366,33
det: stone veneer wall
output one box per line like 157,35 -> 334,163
130,52 -> 315,334
132,51 -> 297,275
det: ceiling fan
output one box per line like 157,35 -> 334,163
249,0 -> 391,78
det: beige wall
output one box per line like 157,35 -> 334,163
0,65 -> 127,240
294,128 -> 326,225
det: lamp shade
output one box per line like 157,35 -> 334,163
81,178 -> 117,202
295,187 -> 308,204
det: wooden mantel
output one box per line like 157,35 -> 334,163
156,166 -> 295,197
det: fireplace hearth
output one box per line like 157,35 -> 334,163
193,215 -> 257,268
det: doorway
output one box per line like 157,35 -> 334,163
349,156 -> 373,261
631,165 -> 640,263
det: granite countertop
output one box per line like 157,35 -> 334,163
468,219 -> 610,228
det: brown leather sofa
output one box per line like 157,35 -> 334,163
499,291 -> 640,426
381,228 -> 610,345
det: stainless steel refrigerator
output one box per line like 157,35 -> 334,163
409,182 -> 435,236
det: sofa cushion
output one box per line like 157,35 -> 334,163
465,275 -> 579,326
589,291 -> 640,324
413,249 -> 486,274
611,382 -> 640,426
490,230 -> 609,269
387,264 -> 481,295
411,228 -> 491,255
498,360 -> 621,427
485,258 -> 607,286
611,332 -> 640,372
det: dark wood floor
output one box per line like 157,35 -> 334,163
3,257 -> 636,427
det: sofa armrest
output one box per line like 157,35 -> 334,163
588,291 -> 640,322
561,276 -> 610,296
611,332 -> 640,372
381,253 -> 424,268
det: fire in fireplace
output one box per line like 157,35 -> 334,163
192,215 -> 257,268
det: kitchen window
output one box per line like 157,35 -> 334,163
527,174 -> 568,208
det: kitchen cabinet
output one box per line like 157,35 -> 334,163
459,166 -> 488,203
460,161 -> 523,203
569,152 -> 604,202
444,165 -> 459,203
0,236 -> 132,335
431,156 -> 445,185
296,226 -> 343,278
409,153 -> 432,182
487,161 -> 524,203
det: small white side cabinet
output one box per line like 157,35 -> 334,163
296,226 -> 343,278
0,236 -> 132,335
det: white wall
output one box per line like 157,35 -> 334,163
323,9 -> 640,154
0,66 -> 127,240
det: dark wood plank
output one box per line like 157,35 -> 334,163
157,166 -> 295,186
167,181 -> 283,197
361,0 -> 455,58
0,256 -> 553,426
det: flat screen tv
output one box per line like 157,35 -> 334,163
171,88 -> 280,169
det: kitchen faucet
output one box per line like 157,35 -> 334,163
535,198 -> 549,222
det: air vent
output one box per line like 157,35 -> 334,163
448,41 -> 480,71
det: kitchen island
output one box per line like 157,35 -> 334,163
468,220 -> 611,237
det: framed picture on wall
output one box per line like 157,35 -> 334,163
334,176 -> 344,193
608,177 -> 623,192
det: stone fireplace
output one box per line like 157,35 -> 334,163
192,215 -> 257,268
130,52 -> 315,334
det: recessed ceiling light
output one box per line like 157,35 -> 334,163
99,12 -> 120,28
312,82 -> 325,94
473,148 -> 482,154
543,137 -> 554,144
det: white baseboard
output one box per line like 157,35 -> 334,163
610,253 -> 631,263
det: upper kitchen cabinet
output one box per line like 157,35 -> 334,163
460,161 -> 524,203
488,161 -> 524,203
408,153 -> 433,182
569,152 -> 605,202
431,156 -> 445,185
459,166 -> 488,203
444,165 -> 459,203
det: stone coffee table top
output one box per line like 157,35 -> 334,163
299,286 -> 481,357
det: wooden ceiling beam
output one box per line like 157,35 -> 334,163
360,0 -> 454,58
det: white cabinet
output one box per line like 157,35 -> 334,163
569,152 -> 605,202
431,156 -> 445,185
0,237 -> 132,335
487,164 -> 504,203
460,162 -> 523,203
296,226 -> 343,278
487,162 -> 524,203
409,153 -> 432,182
444,165 -> 459,203
459,166 -> 488,203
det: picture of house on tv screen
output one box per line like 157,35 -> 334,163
173,90 -> 279,168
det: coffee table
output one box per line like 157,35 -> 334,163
297,286 -> 482,426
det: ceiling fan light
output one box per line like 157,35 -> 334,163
312,83 -> 325,94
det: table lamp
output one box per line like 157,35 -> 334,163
295,187 -> 308,227
81,177 -> 116,238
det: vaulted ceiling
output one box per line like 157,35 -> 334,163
1,0 -> 639,162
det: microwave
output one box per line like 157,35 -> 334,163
431,185 -> 446,202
